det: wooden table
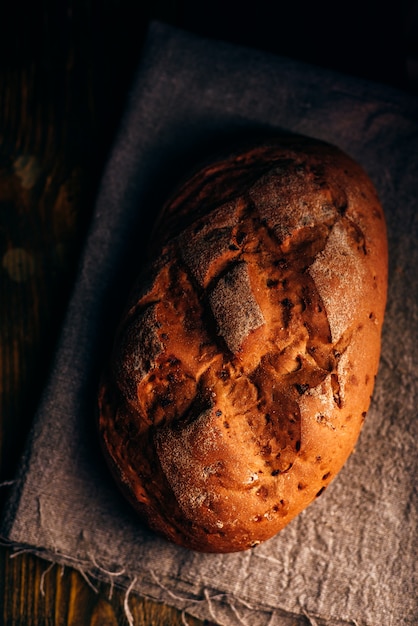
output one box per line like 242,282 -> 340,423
0,2 -> 207,623
1,2 -> 415,624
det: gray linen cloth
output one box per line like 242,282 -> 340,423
1,21 -> 418,626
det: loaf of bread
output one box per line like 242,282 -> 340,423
98,134 -> 388,553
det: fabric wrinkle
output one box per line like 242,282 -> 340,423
0,19 -> 417,626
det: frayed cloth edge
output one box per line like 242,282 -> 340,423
0,535 -> 361,626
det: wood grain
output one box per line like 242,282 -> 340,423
0,2 -> 207,624
0,1 -> 412,623
0,548 -> 207,625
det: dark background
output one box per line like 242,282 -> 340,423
0,2 -> 417,624
2,1 -> 417,160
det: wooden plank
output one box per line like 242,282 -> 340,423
0,548 -> 207,625
0,2 -> 206,624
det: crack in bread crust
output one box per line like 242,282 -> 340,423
98,135 -> 388,552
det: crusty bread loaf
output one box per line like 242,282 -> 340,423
98,135 -> 388,553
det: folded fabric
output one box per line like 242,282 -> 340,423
2,20 -> 418,626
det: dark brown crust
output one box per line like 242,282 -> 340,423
98,135 -> 388,553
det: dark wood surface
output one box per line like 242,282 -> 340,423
0,3 -> 205,623
0,1 -> 416,624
